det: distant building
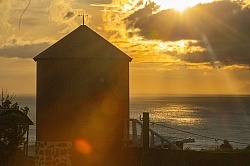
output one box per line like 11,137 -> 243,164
34,25 -> 132,165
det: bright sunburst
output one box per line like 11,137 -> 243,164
152,0 -> 213,12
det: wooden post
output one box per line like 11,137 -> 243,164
142,112 -> 149,166
132,120 -> 138,143
150,133 -> 155,148
26,125 -> 29,155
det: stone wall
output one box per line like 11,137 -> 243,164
35,141 -> 72,166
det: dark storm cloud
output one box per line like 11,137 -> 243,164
125,0 -> 250,65
0,42 -> 50,59
64,11 -> 75,20
125,1 -> 160,28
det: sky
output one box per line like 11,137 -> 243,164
0,0 -> 250,95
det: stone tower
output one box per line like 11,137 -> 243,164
34,25 -> 132,165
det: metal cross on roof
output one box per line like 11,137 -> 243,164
78,13 -> 88,25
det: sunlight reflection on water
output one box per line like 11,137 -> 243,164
132,104 -> 206,126
130,95 -> 250,150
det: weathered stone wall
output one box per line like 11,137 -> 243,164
35,141 -> 72,166
34,146 -> 250,166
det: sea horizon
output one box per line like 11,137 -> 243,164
13,93 -> 250,151
130,93 -> 250,97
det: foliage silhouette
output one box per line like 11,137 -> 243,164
0,90 -> 31,165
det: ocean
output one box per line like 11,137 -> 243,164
130,95 -> 250,150
16,95 -> 250,151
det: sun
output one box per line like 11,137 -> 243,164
152,0 -> 213,12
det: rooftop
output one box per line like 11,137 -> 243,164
34,25 -> 132,61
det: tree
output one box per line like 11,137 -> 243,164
0,91 -> 19,109
0,90 -> 32,165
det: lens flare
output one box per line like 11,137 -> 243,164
74,138 -> 93,154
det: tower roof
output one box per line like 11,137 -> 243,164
33,25 -> 132,61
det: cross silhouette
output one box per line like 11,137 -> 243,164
78,13 -> 88,25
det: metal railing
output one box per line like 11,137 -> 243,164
128,119 -> 181,150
